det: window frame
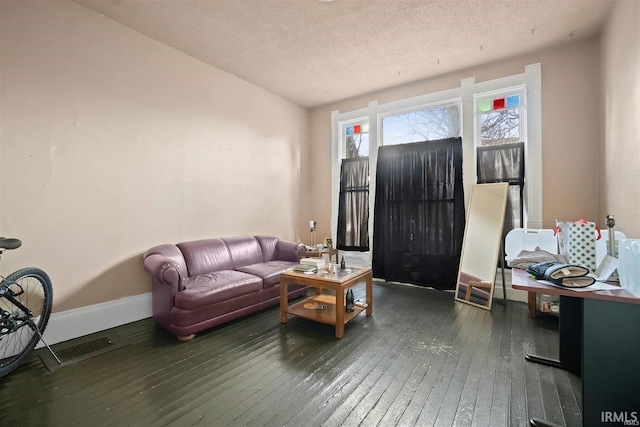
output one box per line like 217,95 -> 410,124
330,64 -> 543,265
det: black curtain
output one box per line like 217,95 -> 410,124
372,137 -> 465,290
476,142 -> 525,244
337,157 -> 369,251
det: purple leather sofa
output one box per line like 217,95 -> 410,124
143,235 -> 307,341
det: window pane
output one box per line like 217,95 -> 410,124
346,133 -> 369,158
337,158 -> 369,251
479,107 -> 520,146
382,105 -> 460,145
476,143 -> 525,253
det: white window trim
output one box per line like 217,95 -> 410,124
474,84 -> 528,224
331,64 -> 543,265
331,107 -> 370,262
525,63 -> 543,229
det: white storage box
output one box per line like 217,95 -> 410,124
505,228 -> 557,262
618,239 -> 640,297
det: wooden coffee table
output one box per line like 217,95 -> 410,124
280,266 -> 372,338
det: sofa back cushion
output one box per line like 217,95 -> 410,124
221,236 -> 264,269
255,236 -> 278,261
177,238 -> 232,277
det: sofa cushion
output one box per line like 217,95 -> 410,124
177,238 -> 232,277
255,236 -> 278,261
175,270 -> 262,310
237,261 -> 299,289
221,236 -> 264,269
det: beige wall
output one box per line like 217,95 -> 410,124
309,37 -> 602,239
0,1 -> 310,312
2,0 -> 633,315
600,0 -> 640,238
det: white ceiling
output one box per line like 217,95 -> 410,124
74,0 -> 614,108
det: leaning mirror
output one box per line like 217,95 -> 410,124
455,183 -> 509,310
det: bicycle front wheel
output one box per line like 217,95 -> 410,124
0,267 -> 53,377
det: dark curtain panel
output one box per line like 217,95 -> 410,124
372,137 -> 465,290
337,157 -> 369,251
476,142 -> 525,242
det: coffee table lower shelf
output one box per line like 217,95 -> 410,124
287,294 -> 365,326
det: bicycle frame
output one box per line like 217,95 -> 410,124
1,280 -> 38,336
0,241 -> 62,375
0,269 -> 61,366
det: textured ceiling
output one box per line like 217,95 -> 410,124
74,0 -> 614,108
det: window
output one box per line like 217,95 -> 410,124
331,64 -> 543,264
336,158 -> 369,251
337,119 -> 370,251
475,90 -> 526,240
382,104 -> 461,145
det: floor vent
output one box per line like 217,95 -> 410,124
37,333 -> 129,372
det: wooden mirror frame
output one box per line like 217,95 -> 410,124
455,183 -> 509,310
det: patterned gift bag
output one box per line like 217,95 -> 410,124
555,219 -> 600,272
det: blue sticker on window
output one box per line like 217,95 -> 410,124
506,95 -> 519,107
346,126 -> 353,135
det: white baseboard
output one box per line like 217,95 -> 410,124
494,283 -> 528,303
339,250 -> 371,268
495,269 -> 528,303
33,269 -> 526,349
339,257 -> 528,304
38,292 -> 152,347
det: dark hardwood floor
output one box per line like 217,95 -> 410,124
0,282 -> 581,426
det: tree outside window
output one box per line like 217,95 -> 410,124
346,133 -> 369,158
382,104 -> 460,145
478,94 -> 523,146
479,108 -> 520,146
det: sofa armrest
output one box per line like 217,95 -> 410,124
143,244 -> 188,290
144,255 -> 184,290
277,239 -> 306,262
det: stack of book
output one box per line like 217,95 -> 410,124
293,264 -> 317,274
300,257 -> 325,270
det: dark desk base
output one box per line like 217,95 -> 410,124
525,295 -> 582,375
524,354 -> 566,370
525,296 -> 640,427
582,298 -> 640,426
529,418 -> 563,427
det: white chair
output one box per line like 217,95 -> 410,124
505,228 -> 557,317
